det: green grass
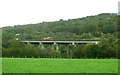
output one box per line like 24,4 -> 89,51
2,58 -> 118,73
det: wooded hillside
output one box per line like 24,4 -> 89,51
2,13 -> 118,58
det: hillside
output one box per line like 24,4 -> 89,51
2,13 -> 118,58
2,13 -> 117,41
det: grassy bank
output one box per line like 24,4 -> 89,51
2,58 -> 118,73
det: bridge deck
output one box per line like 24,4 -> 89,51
21,40 -> 100,44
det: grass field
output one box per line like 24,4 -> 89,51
2,58 -> 118,73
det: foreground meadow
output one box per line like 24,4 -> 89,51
2,58 -> 118,73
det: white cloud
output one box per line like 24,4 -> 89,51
0,0 -> 119,27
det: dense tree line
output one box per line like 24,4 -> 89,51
2,13 -> 118,58
2,34 -> 118,58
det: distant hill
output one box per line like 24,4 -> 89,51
2,13 -> 118,48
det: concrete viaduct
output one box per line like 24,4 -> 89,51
21,40 -> 100,50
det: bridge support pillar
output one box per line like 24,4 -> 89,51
27,42 -> 30,44
95,42 -> 98,44
52,42 -> 59,50
39,42 -> 44,49
72,42 -> 76,47
56,44 -> 59,50
72,42 -> 75,45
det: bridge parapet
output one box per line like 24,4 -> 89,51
21,40 -> 100,44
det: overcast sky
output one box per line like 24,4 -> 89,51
0,0 -> 119,27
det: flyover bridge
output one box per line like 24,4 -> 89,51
21,40 -> 100,50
